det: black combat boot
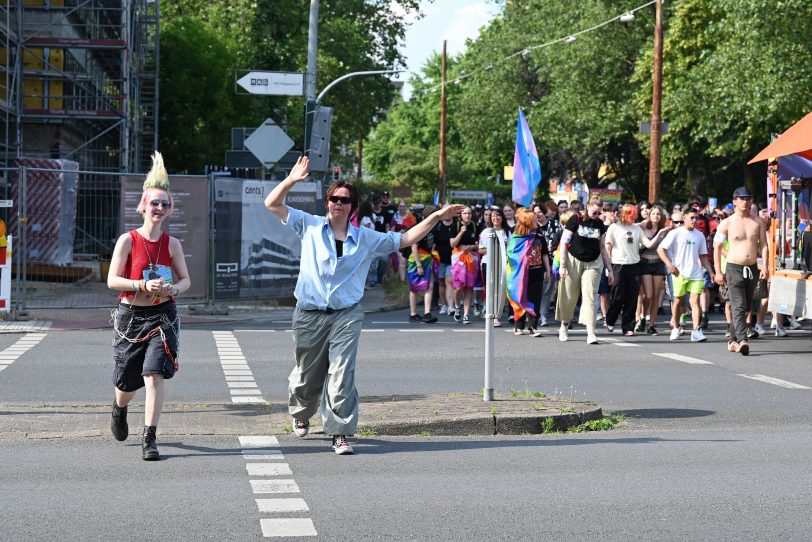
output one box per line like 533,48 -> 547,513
142,426 -> 159,461
110,401 -> 128,441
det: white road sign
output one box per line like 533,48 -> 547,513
244,119 -> 295,167
236,71 -> 305,96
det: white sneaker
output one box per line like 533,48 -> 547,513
754,323 -> 766,335
462,315 -> 471,325
670,327 -> 681,341
293,419 -> 310,437
540,315 -> 547,326
493,319 -> 502,327
789,316 -> 802,330
776,326 -> 788,337
690,328 -> 707,342
586,333 -> 599,344
439,305 -> 448,315
531,328 -> 543,337
559,324 -> 568,342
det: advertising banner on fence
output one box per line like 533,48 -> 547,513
121,175 -> 209,298
213,178 -> 321,299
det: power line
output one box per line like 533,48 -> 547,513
410,0 -> 659,98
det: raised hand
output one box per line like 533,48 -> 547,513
289,156 -> 310,183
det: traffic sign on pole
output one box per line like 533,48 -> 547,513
236,71 -> 305,96
243,118 -> 295,168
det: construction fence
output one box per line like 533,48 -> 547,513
2,161 -> 323,312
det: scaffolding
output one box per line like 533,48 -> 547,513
0,0 -> 159,257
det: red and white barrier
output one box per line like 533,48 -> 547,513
0,235 -> 12,313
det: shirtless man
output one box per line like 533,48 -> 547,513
713,187 -> 769,355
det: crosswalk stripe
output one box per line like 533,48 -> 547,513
652,353 -> 715,365
260,518 -> 317,537
256,498 -> 309,513
737,374 -> 810,390
214,332 -> 265,403
246,463 -> 293,476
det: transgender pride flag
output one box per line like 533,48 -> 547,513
512,108 -> 541,207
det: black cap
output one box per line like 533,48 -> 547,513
382,190 -> 390,196
474,203 -> 483,210
371,195 -> 381,204
732,186 -> 752,199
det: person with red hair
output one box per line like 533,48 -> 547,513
604,203 -> 664,335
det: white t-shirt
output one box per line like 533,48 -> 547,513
360,216 -> 374,228
479,227 -> 507,268
606,223 -> 643,265
659,227 -> 707,280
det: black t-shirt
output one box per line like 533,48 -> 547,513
381,205 -> 397,230
416,218 -> 434,252
539,218 -> 562,252
433,221 -> 454,264
527,231 -> 549,271
565,215 -> 606,263
372,212 -> 386,233
455,222 -> 479,247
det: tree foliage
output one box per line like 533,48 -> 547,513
159,0 -> 421,172
367,0 -> 812,204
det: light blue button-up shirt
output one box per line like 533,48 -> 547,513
282,206 -> 402,310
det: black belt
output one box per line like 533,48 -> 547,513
301,303 -> 356,314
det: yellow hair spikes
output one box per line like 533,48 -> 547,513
143,151 -> 170,191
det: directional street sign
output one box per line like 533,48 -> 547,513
236,71 -> 305,96
243,118 -> 295,168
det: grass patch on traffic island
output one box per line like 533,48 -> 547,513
540,413 -> 626,435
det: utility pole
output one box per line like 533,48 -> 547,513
648,0 -> 663,203
304,0 -> 320,159
439,40 -> 447,203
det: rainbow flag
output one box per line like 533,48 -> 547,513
407,248 -> 439,293
512,108 -> 542,207
506,233 -> 536,320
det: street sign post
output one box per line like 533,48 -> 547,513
236,71 -> 305,96
243,118 -> 295,168
448,190 -> 490,200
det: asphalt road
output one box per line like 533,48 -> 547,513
1,309 -> 811,540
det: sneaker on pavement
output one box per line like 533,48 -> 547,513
700,312 -> 709,330
670,327 -> 681,341
293,419 -> 310,437
586,333 -> 599,344
531,327 -> 543,337
746,326 -> 759,339
409,314 -> 422,323
690,328 -> 707,342
439,305 -> 448,315
754,323 -> 766,335
142,426 -> 159,461
332,435 -> 353,455
647,325 -> 658,336
111,401 -> 128,442
540,315 -> 548,327
635,317 -> 646,333
453,310 -> 461,322
493,319 -> 502,327
738,340 -> 750,356
423,313 -> 438,324
559,324 -> 569,342
789,317 -> 802,330
462,314 -> 471,325
775,326 -> 788,337
725,324 -> 731,339
513,328 -> 523,336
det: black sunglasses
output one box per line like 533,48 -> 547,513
672,220 -> 684,225
328,196 -> 352,205
149,199 -> 171,208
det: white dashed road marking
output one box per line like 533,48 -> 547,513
737,374 -> 810,390
0,333 -> 47,375
652,353 -> 715,365
213,332 -> 265,403
239,436 -> 317,538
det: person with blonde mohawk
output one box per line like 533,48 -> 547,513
106,152 -> 191,461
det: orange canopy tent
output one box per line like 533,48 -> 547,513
749,111 -> 812,163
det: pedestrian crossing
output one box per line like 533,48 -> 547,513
212,331 -> 266,404
0,332 -> 47,373
239,435 -> 318,538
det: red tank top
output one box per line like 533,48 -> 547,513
119,230 -> 173,301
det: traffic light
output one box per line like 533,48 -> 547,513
333,167 -> 340,181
